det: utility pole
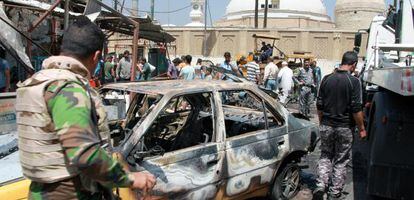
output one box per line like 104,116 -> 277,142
203,0 -> 208,57
254,0 -> 258,28
64,0 -> 70,30
131,0 -> 138,16
264,0 -> 268,28
150,0 -> 155,19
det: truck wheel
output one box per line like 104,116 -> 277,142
271,163 -> 300,200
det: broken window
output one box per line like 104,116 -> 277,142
220,90 -> 283,138
141,92 -> 214,154
101,89 -> 162,147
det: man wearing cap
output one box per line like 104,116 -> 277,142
277,61 -> 293,104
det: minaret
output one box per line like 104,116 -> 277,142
335,0 -> 385,30
186,0 -> 205,26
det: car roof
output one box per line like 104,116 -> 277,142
102,80 -> 252,95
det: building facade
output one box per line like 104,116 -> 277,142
109,0 -> 385,61
165,27 -> 362,60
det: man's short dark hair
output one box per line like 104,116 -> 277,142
184,55 -> 192,64
341,51 -> 358,66
224,52 -> 231,57
172,58 -> 181,64
124,50 -> 130,55
61,16 -> 105,59
197,58 -> 203,64
141,58 -> 147,63
253,55 -> 260,62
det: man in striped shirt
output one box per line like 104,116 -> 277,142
245,56 -> 261,84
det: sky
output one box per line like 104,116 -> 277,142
117,0 -> 395,26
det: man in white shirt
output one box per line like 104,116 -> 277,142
263,56 -> 279,91
277,61 -> 294,104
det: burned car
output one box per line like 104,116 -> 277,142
101,80 -> 319,199
0,79 -> 318,200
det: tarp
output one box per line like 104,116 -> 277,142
0,6 -> 33,71
4,0 -> 175,43
97,13 -> 176,43
3,0 -> 81,16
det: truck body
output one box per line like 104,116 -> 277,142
356,0 -> 414,199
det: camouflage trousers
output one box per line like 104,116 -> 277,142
29,176 -> 103,200
316,125 -> 353,196
299,86 -> 313,117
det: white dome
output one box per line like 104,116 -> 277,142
225,0 -> 328,16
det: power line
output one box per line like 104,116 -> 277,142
207,0 -> 213,27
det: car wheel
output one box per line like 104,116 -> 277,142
271,163 -> 300,200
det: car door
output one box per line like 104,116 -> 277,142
217,89 -> 287,197
126,92 -> 225,199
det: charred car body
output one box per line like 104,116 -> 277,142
101,79 -> 319,199
0,78 -> 318,199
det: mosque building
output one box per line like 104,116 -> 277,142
109,0 -> 386,61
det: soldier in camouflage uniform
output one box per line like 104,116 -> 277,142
16,16 -> 156,200
314,52 -> 366,200
294,59 -> 314,118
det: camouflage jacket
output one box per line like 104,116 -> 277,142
26,56 -> 134,199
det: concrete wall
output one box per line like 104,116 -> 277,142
160,27 -> 364,61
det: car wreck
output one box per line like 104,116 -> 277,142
99,79 -> 319,199
0,74 -> 319,200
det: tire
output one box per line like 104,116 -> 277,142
271,163 -> 301,200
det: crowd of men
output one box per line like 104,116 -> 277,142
94,47 -> 324,119
212,51 -> 322,118
15,16 -> 367,200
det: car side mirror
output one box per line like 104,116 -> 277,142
354,32 -> 362,47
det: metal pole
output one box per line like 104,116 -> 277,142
131,0 -> 138,16
131,26 -> 139,81
264,0 -> 268,28
64,0 -> 70,30
29,0 -> 62,32
203,0 -> 208,57
150,0 -> 155,19
254,0 -> 259,28
0,15 -> 51,55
